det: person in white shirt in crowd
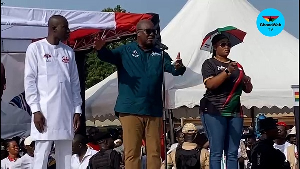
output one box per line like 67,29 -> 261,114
13,136 -> 35,169
286,126 -> 298,169
287,126 -> 297,146
1,139 -> 20,169
71,134 -> 97,169
24,15 -> 82,169
274,122 -> 292,160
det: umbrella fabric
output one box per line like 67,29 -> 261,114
200,26 -> 247,52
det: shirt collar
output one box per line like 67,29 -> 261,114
76,148 -> 94,162
7,156 -> 18,162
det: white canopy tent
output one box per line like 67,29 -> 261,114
85,0 -> 299,121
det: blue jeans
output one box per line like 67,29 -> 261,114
201,113 -> 243,169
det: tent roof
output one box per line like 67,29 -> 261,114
1,6 -> 158,51
85,0 -> 299,120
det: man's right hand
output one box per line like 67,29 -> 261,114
93,37 -> 106,50
34,111 -> 45,133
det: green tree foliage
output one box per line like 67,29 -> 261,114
85,5 -> 133,89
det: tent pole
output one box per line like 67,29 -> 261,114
74,50 -> 91,136
168,109 -> 175,144
161,48 -> 169,169
291,85 -> 299,157
250,107 -> 255,128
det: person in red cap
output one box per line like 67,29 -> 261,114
274,121 -> 292,160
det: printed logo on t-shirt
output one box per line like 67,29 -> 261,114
44,54 -> 52,62
132,50 -> 139,58
62,56 -> 70,63
217,65 -> 226,71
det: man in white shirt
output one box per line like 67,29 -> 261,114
274,122 -> 291,160
13,136 -> 35,169
71,134 -> 97,169
24,15 -> 82,169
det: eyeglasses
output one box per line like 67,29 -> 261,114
219,42 -> 232,48
138,29 -> 157,35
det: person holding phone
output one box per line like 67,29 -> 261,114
200,34 -> 253,169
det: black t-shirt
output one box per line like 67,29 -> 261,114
88,149 -> 121,169
201,57 -> 244,117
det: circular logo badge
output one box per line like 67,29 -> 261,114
256,8 -> 285,37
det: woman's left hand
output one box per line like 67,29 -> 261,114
242,74 -> 253,93
243,75 -> 251,84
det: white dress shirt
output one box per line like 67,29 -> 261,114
274,142 -> 292,160
1,157 -> 19,169
71,148 -> 98,169
12,154 -> 34,169
24,39 -> 82,140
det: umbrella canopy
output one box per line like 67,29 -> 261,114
200,26 -> 247,52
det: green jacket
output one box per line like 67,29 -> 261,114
97,42 -> 186,117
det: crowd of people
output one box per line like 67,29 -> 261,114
1,120 -> 298,169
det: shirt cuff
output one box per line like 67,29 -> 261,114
30,104 -> 41,113
75,105 -> 82,114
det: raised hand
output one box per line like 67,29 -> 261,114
93,37 -> 106,50
174,52 -> 183,69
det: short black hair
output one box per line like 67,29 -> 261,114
211,34 -> 229,57
95,132 -> 113,143
73,134 -> 88,145
4,139 -> 17,150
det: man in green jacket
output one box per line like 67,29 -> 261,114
94,19 -> 186,169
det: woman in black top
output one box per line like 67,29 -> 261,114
200,34 -> 253,169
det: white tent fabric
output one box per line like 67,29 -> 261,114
85,72 -> 118,120
1,53 -> 26,102
85,0 -> 299,119
1,101 -> 31,139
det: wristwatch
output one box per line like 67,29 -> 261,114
225,68 -> 231,75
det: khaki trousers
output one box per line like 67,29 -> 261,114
119,113 -> 162,169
